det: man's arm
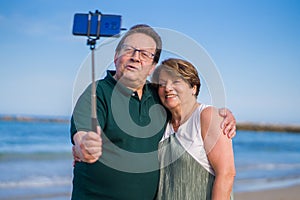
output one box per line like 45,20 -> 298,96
71,83 -> 105,164
218,108 -> 236,138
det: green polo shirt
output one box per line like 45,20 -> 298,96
70,71 -> 167,200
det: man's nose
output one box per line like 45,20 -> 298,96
131,49 -> 141,62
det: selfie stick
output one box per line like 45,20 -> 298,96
73,10 -> 123,132
87,10 -> 101,132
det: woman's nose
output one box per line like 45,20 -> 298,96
165,82 -> 173,91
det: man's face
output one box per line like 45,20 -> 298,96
114,33 -> 156,88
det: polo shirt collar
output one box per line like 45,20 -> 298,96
106,70 -> 151,98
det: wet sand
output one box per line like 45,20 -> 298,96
234,184 -> 300,200
2,185 -> 300,199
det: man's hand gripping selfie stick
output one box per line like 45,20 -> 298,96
72,10 -> 123,132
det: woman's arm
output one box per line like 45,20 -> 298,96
201,106 -> 236,200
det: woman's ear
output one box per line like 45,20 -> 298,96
192,85 -> 197,95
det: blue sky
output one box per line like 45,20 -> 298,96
0,0 -> 299,124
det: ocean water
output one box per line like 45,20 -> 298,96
0,120 -> 300,199
0,120 -> 73,200
234,130 -> 300,192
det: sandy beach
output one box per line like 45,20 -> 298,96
4,185 -> 300,200
234,184 -> 300,200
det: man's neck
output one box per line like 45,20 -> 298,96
113,74 -> 145,100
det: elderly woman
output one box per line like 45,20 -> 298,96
152,58 -> 235,200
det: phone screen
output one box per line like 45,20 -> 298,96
72,13 -> 122,37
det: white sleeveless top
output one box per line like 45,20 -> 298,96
159,103 -> 215,175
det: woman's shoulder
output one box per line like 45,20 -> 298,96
200,105 -> 223,135
200,105 -> 220,121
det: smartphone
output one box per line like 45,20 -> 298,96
72,13 -> 122,37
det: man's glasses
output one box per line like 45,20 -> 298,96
120,44 -> 155,61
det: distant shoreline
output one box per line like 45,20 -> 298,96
0,115 -> 69,123
1,115 -> 300,133
236,122 -> 300,133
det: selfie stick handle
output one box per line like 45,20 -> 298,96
91,47 -> 97,132
87,11 -> 101,132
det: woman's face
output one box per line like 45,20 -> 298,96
158,69 -> 196,111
